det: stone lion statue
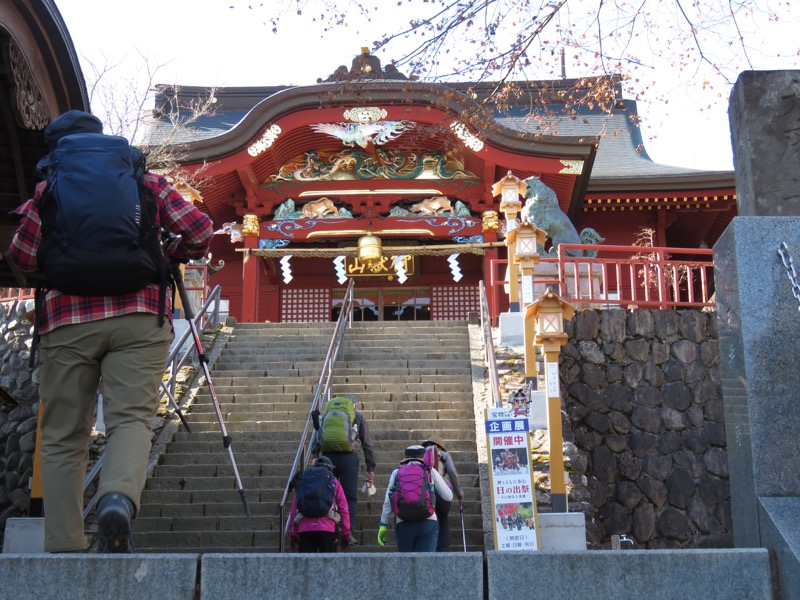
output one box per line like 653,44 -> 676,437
520,176 -> 604,257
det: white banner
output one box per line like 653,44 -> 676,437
485,407 -> 539,551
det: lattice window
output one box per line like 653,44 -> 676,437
431,285 -> 479,321
280,288 -> 330,322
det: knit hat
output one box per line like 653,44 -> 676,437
401,444 -> 426,463
422,435 -> 447,451
44,110 -> 103,149
315,456 -> 334,470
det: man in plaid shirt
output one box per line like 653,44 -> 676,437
9,111 -> 213,553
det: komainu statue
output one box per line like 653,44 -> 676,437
521,176 -> 604,257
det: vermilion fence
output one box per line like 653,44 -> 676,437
487,243 -> 715,324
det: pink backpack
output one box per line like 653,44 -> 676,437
390,461 -> 436,522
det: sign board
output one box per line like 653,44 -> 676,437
485,407 -> 540,550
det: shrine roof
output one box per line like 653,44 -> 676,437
146,79 -> 732,194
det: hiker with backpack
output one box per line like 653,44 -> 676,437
9,111 -> 213,553
377,445 -> 453,552
422,435 -> 465,552
310,395 -> 376,544
288,456 -> 352,553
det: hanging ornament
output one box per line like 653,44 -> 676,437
280,255 -> 293,284
448,253 -> 463,282
333,256 -> 347,284
393,255 -> 408,284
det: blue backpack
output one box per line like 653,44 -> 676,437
294,466 -> 337,518
35,132 -> 169,297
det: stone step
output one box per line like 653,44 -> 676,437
136,319 -> 479,553
170,419 -> 475,433
188,407 -> 474,422
132,513 -> 485,535
164,432 -> 479,450
160,437 -> 478,456
151,456 -> 480,477
192,390 -> 473,403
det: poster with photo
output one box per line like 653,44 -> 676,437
485,407 -> 539,551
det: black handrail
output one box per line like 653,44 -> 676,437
277,278 -> 356,552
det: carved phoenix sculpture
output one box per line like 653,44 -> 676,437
310,120 -> 415,148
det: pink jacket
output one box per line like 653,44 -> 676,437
289,478 -> 351,536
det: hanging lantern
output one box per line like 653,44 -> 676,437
358,234 -> 382,266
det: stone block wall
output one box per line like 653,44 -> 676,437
0,299 -> 39,538
561,308 -> 730,548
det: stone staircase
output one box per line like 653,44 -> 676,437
133,321 -> 482,553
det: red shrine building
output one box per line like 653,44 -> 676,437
151,51 -> 735,323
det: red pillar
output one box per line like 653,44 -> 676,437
482,211 -> 501,326
241,235 -> 259,323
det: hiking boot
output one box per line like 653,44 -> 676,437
96,493 -> 135,553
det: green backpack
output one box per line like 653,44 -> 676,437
320,396 -> 357,452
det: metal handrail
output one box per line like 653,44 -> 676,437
479,280 -> 503,408
82,284 -> 223,519
277,278 -> 355,552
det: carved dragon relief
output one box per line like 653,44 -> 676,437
8,41 -> 49,129
268,148 -> 476,182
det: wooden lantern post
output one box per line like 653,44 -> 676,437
509,220 -> 547,386
492,172 -> 527,312
526,288 -> 575,513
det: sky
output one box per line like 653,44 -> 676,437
53,0 -> 800,172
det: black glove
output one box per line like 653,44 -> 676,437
339,533 -> 351,551
311,409 -> 320,430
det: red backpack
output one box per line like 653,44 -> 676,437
390,461 -> 436,522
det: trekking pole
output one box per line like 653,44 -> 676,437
162,384 -> 192,433
459,499 -> 467,552
170,263 -> 250,516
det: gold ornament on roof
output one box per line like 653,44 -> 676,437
242,214 -> 260,236
343,107 -> 388,124
482,211 -> 500,232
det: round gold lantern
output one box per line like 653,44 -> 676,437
358,234 -> 383,266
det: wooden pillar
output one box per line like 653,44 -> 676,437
241,215 -> 260,323
482,211 -> 500,324
542,344 -> 567,512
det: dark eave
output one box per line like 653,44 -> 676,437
0,0 -> 89,288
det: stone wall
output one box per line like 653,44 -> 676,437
0,299 -> 39,537
561,308 -> 730,549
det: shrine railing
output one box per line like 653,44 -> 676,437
487,243 -> 715,324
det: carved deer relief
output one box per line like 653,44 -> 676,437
409,196 -> 453,216
301,197 -> 339,219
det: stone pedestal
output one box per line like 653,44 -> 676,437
716,69 -> 800,599
2,518 -> 44,553
715,217 -> 800,547
729,71 -> 800,217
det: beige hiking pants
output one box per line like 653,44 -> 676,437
38,313 -> 171,552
